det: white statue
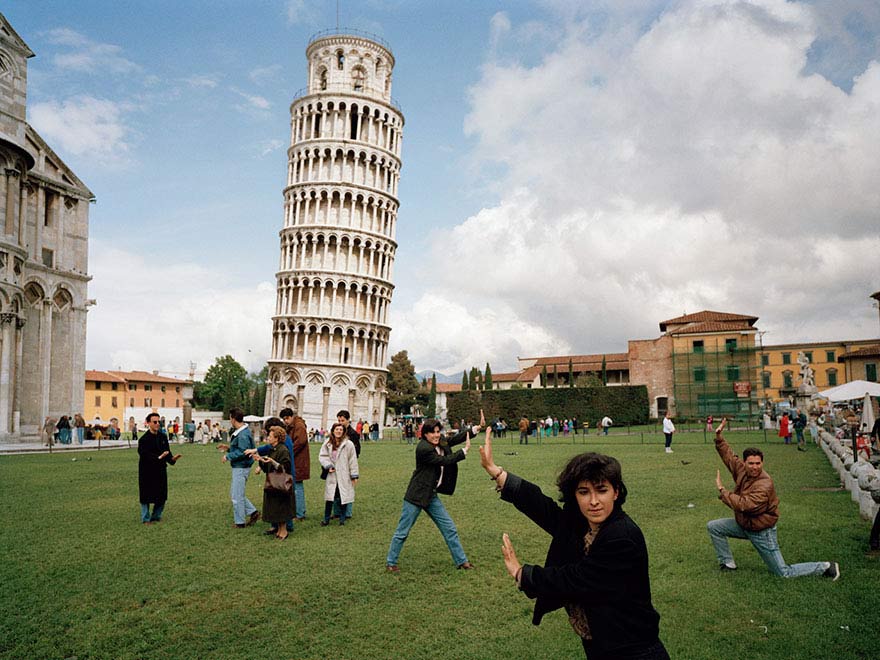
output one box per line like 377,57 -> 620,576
796,351 -> 815,388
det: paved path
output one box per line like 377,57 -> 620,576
0,439 -> 133,455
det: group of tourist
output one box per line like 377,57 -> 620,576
137,409 -> 845,659
516,415 -> 615,444
43,413 -> 123,446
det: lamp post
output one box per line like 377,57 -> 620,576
757,330 -> 768,441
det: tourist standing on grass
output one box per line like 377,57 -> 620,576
254,425 -> 295,541
385,414 -> 483,572
778,412 -> 791,444
280,408 -> 309,521
793,408 -> 808,451
222,407 -> 260,529
662,411 -> 675,454
138,412 -> 181,524
708,418 -> 840,579
519,416 -> 529,444
479,428 -> 669,659
601,415 -> 612,436
247,417 -> 296,537
319,423 -> 359,526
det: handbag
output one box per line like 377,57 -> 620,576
265,469 -> 293,494
320,466 -> 330,480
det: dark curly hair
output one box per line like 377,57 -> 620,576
556,452 -> 627,507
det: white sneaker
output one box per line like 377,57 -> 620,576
665,447 -> 673,453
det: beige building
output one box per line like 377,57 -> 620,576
0,14 -> 92,439
265,31 -> 402,431
84,369 -> 193,429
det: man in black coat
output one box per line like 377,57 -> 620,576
138,412 -> 181,524
385,413 -> 483,572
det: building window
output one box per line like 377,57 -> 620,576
111,397 -> 118,408
693,340 -> 704,354
761,354 -> 769,366
176,386 -> 180,393
762,371 -> 771,388
827,369 -> 838,386
725,338 -> 737,352
175,399 -> 180,407
41,248 -> 54,268
161,398 -> 165,407
145,397 -> 152,407
726,365 -> 740,381
144,384 -> 152,391
336,49 -> 344,69
826,350 -> 835,362
694,367 -> 706,383
867,363 -> 878,382
129,383 -> 137,391
352,66 -> 366,91
783,371 -> 793,388
95,382 -> 102,390
161,385 -> 166,392
130,398 -> 135,407
804,351 -> 812,363
95,396 -> 101,406
782,353 -> 791,365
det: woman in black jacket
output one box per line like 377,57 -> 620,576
480,429 -> 669,660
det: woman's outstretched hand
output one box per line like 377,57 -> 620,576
502,533 -> 522,580
479,427 -> 495,474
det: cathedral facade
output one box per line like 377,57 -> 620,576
265,31 -> 402,431
0,14 -> 92,438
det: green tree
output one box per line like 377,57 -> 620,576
195,355 -> 250,416
601,355 -> 608,385
553,364 -> 559,388
484,363 -> 493,390
386,350 -> 421,414
426,373 -> 437,417
247,365 -> 268,416
568,359 -> 574,388
461,370 -> 470,390
540,365 -> 548,388
470,366 -> 480,391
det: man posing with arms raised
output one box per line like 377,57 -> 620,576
708,418 -> 839,579
385,411 -> 485,572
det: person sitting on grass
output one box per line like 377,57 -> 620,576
478,427 -> 669,659
385,413 -> 484,573
708,418 -> 840,580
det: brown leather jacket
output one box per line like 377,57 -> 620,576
715,434 -> 779,531
288,416 -> 310,481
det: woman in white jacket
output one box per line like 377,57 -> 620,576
319,422 -> 359,526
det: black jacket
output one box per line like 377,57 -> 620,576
501,472 -> 661,658
345,425 -> 361,457
403,428 -> 472,508
138,430 -> 177,504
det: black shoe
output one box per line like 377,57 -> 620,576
247,511 -> 261,526
320,520 -> 330,527
823,562 -> 840,581
264,528 -> 279,536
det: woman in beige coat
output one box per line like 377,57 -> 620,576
319,422 -> 359,526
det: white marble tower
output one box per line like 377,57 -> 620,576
265,30 -> 403,432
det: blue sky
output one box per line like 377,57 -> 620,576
6,0 -> 880,378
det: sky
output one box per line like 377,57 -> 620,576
6,0 -> 880,379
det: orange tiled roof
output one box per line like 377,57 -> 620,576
491,372 -> 521,381
436,383 -> 462,393
85,370 -> 127,383
108,370 -> 191,385
665,320 -> 755,335
841,345 -> 880,359
659,310 -> 758,332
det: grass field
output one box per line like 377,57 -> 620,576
1,432 -> 877,659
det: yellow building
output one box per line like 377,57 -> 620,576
759,339 -> 878,402
83,371 -> 127,422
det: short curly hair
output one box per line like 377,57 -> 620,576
556,452 -> 627,507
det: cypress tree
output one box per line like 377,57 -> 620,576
553,364 -> 559,388
541,365 -> 548,388
427,373 -> 437,417
568,358 -> 574,387
601,355 -> 608,385
461,370 -> 469,390
484,363 -> 493,390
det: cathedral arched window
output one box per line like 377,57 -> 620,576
336,50 -> 345,70
352,66 -> 366,92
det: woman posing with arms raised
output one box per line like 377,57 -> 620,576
479,428 -> 669,660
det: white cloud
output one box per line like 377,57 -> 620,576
86,241 -> 274,375
260,139 -> 285,156
45,27 -> 140,74
184,75 -> 220,88
286,0 -> 321,26
232,88 -> 271,113
249,64 -> 282,85
395,0 -> 880,371
29,95 -> 133,165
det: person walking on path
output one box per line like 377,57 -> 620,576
478,428 -> 669,659
662,411 -> 675,454
74,413 -> 86,444
222,407 -> 260,529
138,412 -> 181,524
385,413 -> 483,572
708,418 -> 840,579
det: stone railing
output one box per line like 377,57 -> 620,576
819,430 -> 880,521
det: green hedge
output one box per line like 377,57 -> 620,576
446,386 -> 649,425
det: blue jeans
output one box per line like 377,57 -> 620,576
295,480 -> 306,518
230,467 -> 257,525
386,496 -> 468,567
707,518 -> 828,577
76,427 -> 84,444
140,502 -> 164,523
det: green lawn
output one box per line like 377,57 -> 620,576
1,433 -> 877,659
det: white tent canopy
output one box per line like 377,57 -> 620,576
243,415 -> 267,423
814,380 -> 880,402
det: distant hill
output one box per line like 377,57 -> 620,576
415,370 -> 464,385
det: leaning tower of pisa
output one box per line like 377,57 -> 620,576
265,30 -> 403,433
